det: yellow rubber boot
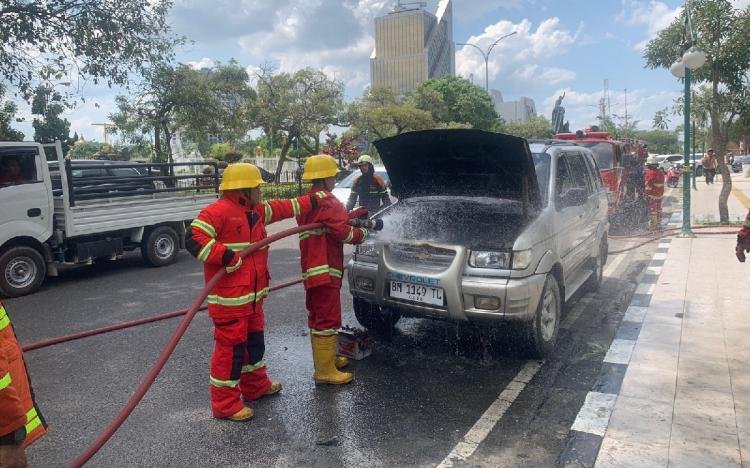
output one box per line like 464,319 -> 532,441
227,406 -> 254,422
311,334 -> 353,385
335,356 -> 350,369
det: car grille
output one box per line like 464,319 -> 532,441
387,243 -> 456,271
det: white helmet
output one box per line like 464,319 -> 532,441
356,154 -> 374,166
646,155 -> 658,165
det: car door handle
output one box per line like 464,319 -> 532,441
27,208 -> 42,217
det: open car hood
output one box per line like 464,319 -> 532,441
374,129 -> 541,209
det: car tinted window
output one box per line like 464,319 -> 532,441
72,168 -> 107,178
566,153 -> 593,193
532,152 -> 550,206
0,147 -> 39,186
582,152 -> 603,190
555,156 -> 575,198
110,167 -> 140,177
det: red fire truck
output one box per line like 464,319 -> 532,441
555,129 -> 647,227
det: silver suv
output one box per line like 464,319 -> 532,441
346,130 -> 609,357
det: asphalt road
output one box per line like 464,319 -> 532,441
6,221 -> 658,468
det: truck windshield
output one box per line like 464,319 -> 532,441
580,142 -> 615,170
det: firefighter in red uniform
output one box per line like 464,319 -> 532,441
298,155 -> 383,385
187,163 -> 316,421
644,155 -> 665,231
0,301 -> 47,468
736,210 -> 750,262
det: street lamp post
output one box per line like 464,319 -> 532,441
669,3 -> 706,237
456,31 -> 517,92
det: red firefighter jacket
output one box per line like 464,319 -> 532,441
188,192 -> 314,318
0,302 -> 46,447
298,189 -> 369,289
738,210 -> 750,250
645,167 -> 665,200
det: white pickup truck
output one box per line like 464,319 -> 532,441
0,141 -> 218,297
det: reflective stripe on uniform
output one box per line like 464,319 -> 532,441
263,203 -> 273,224
291,199 -> 301,216
344,228 -> 354,243
25,407 -> 42,434
329,268 -> 343,279
207,288 -> 270,306
210,376 -> 240,388
191,219 -> 216,238
0,372 -> 11,391
0,306 -> 9,331
225,242 -> 251,252
241,361 -> 266,373
311,329 -> 337,336
652,183 -> 664,187
316,191 -> 327,199
197,239 -> 216,262
303,265 -> 343,280
299,228 -> 327,240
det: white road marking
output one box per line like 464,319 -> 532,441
561,247 -> 630,330
570,391 -> 618,436
646,266 -> 662,275
622,306 -> 647,323
635,282 -> 655,295
436,361 -> 543,467
652,252 -> 668,261
658,242 -> 672,249
603,339 -> 636,365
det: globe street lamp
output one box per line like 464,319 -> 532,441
670,4 -> 706,237
456,31 -> 517,92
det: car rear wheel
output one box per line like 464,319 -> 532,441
353,298 -> 401,333
142,226 -> 179,267
0,246 -> 46,298
522,274 -> 561,358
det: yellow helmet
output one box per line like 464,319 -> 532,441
302,154 -> 340,180
219,163 -> 264,191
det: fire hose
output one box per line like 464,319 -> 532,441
67,222 -> 324,467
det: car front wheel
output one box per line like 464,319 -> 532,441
522,275 -> 561,358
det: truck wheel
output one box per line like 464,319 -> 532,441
142,226 -> 179,267
586,237 -> 608,292
353,298 -> 401,333
522,275 -> 561,358
0,246 -> 46,298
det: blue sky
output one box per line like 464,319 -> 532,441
9,0 -> 749,142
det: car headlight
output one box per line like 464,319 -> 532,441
355,241 -> 378,260
469,251 -> 511,269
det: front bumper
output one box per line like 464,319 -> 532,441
347,256 -> 546,323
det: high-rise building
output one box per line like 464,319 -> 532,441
491,90 -> 537,123
370,0 -> 455,95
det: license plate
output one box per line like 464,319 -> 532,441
389,281 -> 444,306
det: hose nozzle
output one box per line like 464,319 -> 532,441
349,218 -> 384,231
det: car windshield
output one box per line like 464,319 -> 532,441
336,170 -> 390,188
532,152 -> 551,206
580,142 -> 615,169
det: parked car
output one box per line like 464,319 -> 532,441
48,159 -> 157,195
732,155 -> 750,173
332,165 -> 391,206
658,154 -> 683,173
346,130 -> 609,357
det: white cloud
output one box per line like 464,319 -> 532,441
456,17 -> 577,90
186,57 -> 215,70
616,0 -> 682,50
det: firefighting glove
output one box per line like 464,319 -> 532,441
222,250 -> 243,273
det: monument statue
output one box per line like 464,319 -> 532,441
551,92 -> 568,134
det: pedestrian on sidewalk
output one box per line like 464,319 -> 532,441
0,301 -> 47,468
645,155 -> 665,231
297,154 -> 381,385
187,163 -> 317,422
736,209 -> 750,262
702,149 -> 718,184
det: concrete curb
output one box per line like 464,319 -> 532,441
555,212 -> 681,468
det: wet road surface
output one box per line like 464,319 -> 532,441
6,221 -> 660,467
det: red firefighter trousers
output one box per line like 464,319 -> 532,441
648,199 -> 662,216
306,285 -> 342,332
210,308 -> 272,418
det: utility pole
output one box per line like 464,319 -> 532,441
623,88 -> 629,138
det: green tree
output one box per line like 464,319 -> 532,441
349,86 -> 434,141
31,85 -> 73,153
652,107 -> 671,130
644,0 -> 750,222
67,141 -> 103,159
0,0 -> 181,100
501,116 -> 555,139
254,67 -> 346,180
633,129 -> 680,154
0,84 -> 24,141
412,76 -> 499,130
111,63 -> 221,162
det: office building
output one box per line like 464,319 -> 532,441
491,90 -> 537,123
370,0 -> 455,95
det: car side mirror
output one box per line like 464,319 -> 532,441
559,187 -> 588,208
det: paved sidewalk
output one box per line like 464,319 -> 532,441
595,176 -> 750,467
692,169 -> 750,224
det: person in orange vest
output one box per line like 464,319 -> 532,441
187,163 -> 316,422
644,155 -> 665,231
297,155 -> 382,385
736,210 -> 750,262
0,301 -> 47,468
